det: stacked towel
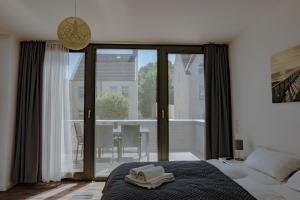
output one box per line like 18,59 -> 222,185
137,166 -> 165,182
130,164 -> 154,179
125,165 -> 175,189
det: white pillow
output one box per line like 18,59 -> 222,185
244,148 -> 300,181
287,170 -> 300,192
223,167 -> 248,179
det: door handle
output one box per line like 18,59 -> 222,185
88,109 -> 91,119
161,109 -> 165,119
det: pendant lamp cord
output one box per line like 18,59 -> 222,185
75,0 -> 77,17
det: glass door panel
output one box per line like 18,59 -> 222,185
95,49 -> 158,177
168,53 -> 205,161
68,52 -> 85,173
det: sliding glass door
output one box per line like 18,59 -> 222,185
167,53 -> 205,161
68,52 -> 85,174
73,45 -> 204,179
94,49 -> 158,177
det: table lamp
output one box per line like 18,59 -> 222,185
235,139 -> 244,161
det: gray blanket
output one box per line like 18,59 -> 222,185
101,161 -> 256,200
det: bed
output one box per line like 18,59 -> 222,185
208,160 -> 300,200
102,160 -> 256,200
101,159 -> 300,200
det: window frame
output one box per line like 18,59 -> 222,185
69,44 -> 204,180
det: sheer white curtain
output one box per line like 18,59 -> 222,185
42,42 -> 73,181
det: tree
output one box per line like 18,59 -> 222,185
138,63 -> 157,118
168,62 -> 174,105
95,93 -> 129,119
138,62 -> 174,119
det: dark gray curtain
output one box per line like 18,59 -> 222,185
12,41 -> 46,184
204,44 -> 233,159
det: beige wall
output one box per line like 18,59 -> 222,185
230,0 -> 300,158
0,35 -> 19,191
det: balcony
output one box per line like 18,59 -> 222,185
67,50 -> 206,177
71,119 -> 205,177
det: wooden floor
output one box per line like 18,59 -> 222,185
0,181 -> 105,200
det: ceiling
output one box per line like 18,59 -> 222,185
0,0 -> 282,44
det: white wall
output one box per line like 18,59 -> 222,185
0,35 -> 19,191
230,0 -> 300,158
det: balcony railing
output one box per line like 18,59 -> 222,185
70,119 -> 204,152
68,119 -> 205,176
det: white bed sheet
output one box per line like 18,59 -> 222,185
266,184 -> 300,200
208,159 -> 300,200
207,159 -> 280,185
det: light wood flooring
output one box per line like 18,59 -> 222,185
0,181 -> 104,200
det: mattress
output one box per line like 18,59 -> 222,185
101,159 -> 300,200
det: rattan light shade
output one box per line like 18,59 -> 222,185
57,17 -> 91,50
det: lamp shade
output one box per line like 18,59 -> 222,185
235,139 -> 243,150
57,17 -> 91,50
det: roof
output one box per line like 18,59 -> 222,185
71,52 -> 137,81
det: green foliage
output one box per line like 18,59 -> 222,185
95,93 -> 129,119
138,63 -> 157,119
138,62 -> 174,118
168,62 -> 174,105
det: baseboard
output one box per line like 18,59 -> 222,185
0,181 -> 14,191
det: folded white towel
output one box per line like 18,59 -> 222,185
125,173 -> 175,189
129,164 -> 155,179
137,166 -> 165,182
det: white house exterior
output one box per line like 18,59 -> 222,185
70,51 -> 139,120
172,54 -> 205,120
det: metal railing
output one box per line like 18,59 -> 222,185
68,119 -> 205,153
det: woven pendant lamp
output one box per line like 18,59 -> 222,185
57,0 -> 91,50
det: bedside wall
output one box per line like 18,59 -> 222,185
0,35 -> 19,191
229,0 -> 300,158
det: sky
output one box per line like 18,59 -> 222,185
96,49 -> 175,68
